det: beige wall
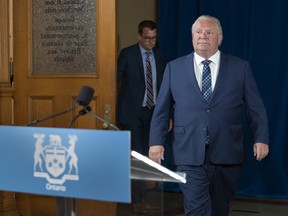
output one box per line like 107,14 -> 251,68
116,0 -> 156,52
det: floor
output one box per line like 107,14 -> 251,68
229,196 -> 288,216
117,190 -> 288,216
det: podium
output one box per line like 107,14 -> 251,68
0,125 -> 185,215
131,150 -> 186,183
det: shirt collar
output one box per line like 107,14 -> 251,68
139,44 -> 153,55
194,50 -> 220,66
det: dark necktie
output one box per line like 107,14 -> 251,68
146,52 -> 154,109
202,60 -> 212,103
202,60 -> 212,145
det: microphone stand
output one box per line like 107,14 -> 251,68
67,106 -> 92,128
61,106 -> 92,216
24,86 -> 95,216
56,107 -> 118,216
83,107 -> 120,131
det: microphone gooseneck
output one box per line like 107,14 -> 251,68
25,103 -> 79,126
83,107 -> 120,131
25,86 -> 95,126
78,106 -> 92,116
67,106 -> 92,128
25,85 -> 118,131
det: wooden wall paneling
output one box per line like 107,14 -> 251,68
12,0 -> 118,215
0,0 -> 19,215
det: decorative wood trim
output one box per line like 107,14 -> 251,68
0,0 -> 20,215
0,0 -> 15,123
0,0 -> 10,84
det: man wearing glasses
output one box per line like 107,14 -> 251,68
117,20 -> 166,215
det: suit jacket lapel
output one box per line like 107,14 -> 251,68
134,44 -> 145,82
185,53 -> 203,99
210,53 -> 227,104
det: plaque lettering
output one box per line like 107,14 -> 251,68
32,0 -> 96,74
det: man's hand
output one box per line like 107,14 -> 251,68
149,145 -> 164,164
253,143 -> 269,161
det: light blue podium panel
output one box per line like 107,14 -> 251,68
0,125 -> 131,203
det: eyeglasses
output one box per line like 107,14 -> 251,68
141,35 -> 157,42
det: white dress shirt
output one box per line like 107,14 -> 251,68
194,50 -> 221,91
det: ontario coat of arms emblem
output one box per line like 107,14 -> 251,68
33,133 -> 79,190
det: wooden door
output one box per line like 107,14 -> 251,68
13,0 -> 117,215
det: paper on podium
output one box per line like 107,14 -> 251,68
131,151 -> 186,183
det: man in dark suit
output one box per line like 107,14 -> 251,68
117,20 -> 166,214
148,15 -> 269,216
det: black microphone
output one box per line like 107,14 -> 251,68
83,107 -> 120,131
76,86 -> 94,106
25,86 -> 95,126
67,106 -> 92,128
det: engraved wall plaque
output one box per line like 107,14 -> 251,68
32,0 -> 96,75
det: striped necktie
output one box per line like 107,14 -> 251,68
146,52 -> 154,109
